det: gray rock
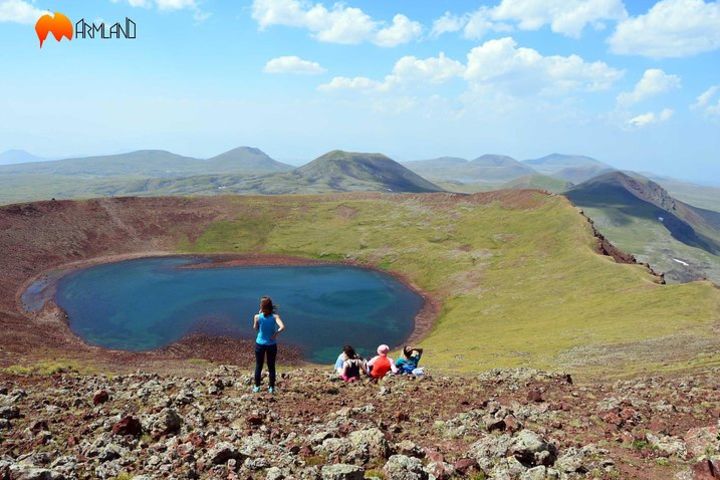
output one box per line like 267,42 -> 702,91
510,430 -> 557,467
396,440 -> 424,458
321,463 -> 365,480
207,441 -> 245,464
266,466 -> 285,480
646,432 -> 687,459
383,455 -> 429,480
8,463 -> 66,480
0,405 -> 20,419
521,466 -> 560,480
348,428 -> 389,459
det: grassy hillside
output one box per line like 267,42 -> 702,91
567,172 -> 720,283
502,174 -> 572,193
177,192 -> 720,377
404,154 -> 535,183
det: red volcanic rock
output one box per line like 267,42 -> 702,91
601,411 -> 623,428
112,416 -> 142,436
504,414 -> 522,433
527,389 -> 544,403
186,432 -> 205,448
693,459 -> 720,479
453,458 -> 477,474
246,414 -> 264,426
395,412 -> 410,422
93,390 -> 109,405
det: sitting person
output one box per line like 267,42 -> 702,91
334,345 -> 356,375
367,344 -> 398,379
340,346 -> 367,383
396,345 -> 424,375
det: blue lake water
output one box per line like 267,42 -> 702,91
23,257 -> 423,362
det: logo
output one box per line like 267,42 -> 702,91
35,12 -> 136,48
35,12 -> 72,48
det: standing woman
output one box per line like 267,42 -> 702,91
253,296 -> 285,393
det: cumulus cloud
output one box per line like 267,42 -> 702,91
318,52 -> 464,93
627,108 -> 674,127
251,0 -> 422,47
617,69 -> 681,106
609,0 -> 720,58
431,0 -> 626,39
492,0 -> 627,37
263,56 -> 326,75
0,0 -> 48,24
319,38 -> 622,97
692,85 -> 720,115
464,37 -> 623,93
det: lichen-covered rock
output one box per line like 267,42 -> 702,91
348,428 -> 389,459
320,463 -> 364,480
383,455 -> 429,480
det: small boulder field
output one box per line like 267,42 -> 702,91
1,367 -> 719,479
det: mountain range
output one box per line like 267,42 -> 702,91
1,145 -> 718,283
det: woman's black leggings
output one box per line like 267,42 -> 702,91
254,343 -> 277,387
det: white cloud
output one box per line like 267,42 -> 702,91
390,53 -> 465,84
617,69 -> 681,106
318,76 -> 383,92
628,108 -> 674,127
319,52 -> 465,93
319,38 -> 622,97
430,8 -> 513,40
693,85 -> 720,115
431,0 -> 626,39
0,0 -> 48,24
492,0 -> 627,37
374,14 -> 422,47
430,11 -> 466,37
263,55 -> 326,75
609,0 -> 720,58
464,37 -> 623,94
251,0 -> 422,47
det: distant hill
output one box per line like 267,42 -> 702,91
566,171 -> 720,283
0,149 -> 46,165
525,154 -> 614,183
205,147 -> 293,174
288,150 -> 443,193
644,174 -> 720,212
0,150 -> 207,177
0,147 -> 287,178
502,174 -> 572,193
404,154 -> 535,183
0,150 -> 443,202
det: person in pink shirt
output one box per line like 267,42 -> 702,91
367,344 -> 398,379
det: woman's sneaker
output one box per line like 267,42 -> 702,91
268,386 -> 275,394
252,386 -> 261,393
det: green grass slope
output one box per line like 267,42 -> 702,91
502,174 -> 572,193
179,192 -> 720,377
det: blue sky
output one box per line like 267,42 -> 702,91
0,0 -> 719,182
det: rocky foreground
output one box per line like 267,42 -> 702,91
1,367 -> 719,480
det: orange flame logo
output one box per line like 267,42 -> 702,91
35,12 -> 73,48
